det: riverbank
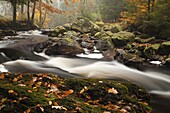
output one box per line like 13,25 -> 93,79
0,72 -> 152,113
0,18 -> 38,36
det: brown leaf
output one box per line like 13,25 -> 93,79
53,102 -> 59,106
0,74 -> 5,79
24,108 -> 31,113
62,89 -> 74,98
13,78 -> 18,82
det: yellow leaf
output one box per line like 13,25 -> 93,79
108,88 -> 118,94
8,90 -> 14,94
49,101 -> 52,105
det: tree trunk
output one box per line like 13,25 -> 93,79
148,0 -> 151,13
31,0 -> 36,24
39,0 -> 42,27
27,0 -> 30,22
12,0 -> 17,23
151,0 -> 155,12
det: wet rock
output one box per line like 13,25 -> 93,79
96,40 -> 114,51
135,37 -> 155,43
71,17 -> 101,34
103,24 -> 120,33
102,49 -> 116,60
111,31 -> 135,47
63,23 -> 72,30
144,44 -> 160,59
0,30 -> 17,36
164,57 -> 170,67
81,41 -> 94,50
114,49 -> 144,69
49,26 -> 67,37
45,37 -> 84,56
158,41 -> 170,55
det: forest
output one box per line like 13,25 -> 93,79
0,0 -> 170,113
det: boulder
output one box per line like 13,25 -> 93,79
71,17 -> 101,34
144,44 -> 160,59
111,31 -> 135,47
96,40 -> 114,51
103,24 -> 120,33
158,41 -> 170,55
164,57 -> 170,67
135,37 -> 155,43
49,26 -> 67,37
114,49 -> 144,69
45,37 -> 84,56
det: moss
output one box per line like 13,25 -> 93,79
162,41 -> 170,46
0,73 -> 152,113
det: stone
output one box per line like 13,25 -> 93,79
158,41 -> 170,55
144,44 -> 160,59
164,57 -> 170,67
111,31 -> 135,47
71,17 -> 101,34
96,40 -> 114,51
45,38 -> 84,56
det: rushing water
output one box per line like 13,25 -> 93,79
0,31 -> 170,113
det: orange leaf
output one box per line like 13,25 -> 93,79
0,74 -> 5,79
62,89 -> 74,98
24,108 -> 31,113
13,78 -> 18,82
8,90 -> 14,94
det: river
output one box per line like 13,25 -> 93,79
0,30 -> 170,113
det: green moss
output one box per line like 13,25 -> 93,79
0,73 -> 152,113
162,41 -> 170,46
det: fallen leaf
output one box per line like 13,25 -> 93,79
13,78 -> 18,82
49,101 -> 52,105
0,74 -> 5,79
108,88 -> 118,94
39,106 -> 44,112
53,102 -> 59,106
8,90 -> 14,94
52,106 -> 67,111
62,89 -> 74,98
24,108 -> 31,113
18,84 -> 26,87
28,90 -> 32,93
79,86 -> 88,94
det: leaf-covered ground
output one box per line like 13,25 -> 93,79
0,73 -> 152,113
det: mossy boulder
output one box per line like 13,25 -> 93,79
144,44 -> 160,59
102,24 -> 121,33
45,37 -> 84,56
158,41 -> 170,55
135,37 -> 155,43
164,57 -> 170,67
96,40 -> 114,51
71,17 -> 101,34
0,73 -> 152,113
111,31 -> 135,47
49,26 -> 67,37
